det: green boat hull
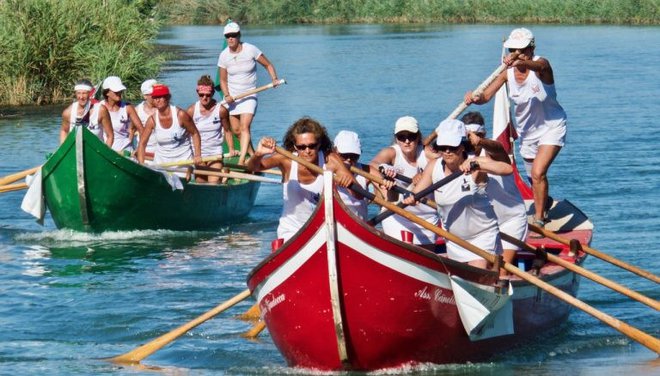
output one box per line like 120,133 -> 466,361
42,127 -> 260,232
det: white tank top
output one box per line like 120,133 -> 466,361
338,173 -> 368,220
431,159 -> 499,242
277,152 -> 326,241
136,102 -> 157,153
67,101 -> 92,132
102,100 -> 133,152
87,102 -> 106,140
391,144 -> 436,219
193,101 -> 224,157
153,105 -> 193,164
507,56 -> 567,141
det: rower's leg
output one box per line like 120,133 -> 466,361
530,145 -> 561,223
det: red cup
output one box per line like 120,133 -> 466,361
401,231 -> 414,244
271,238 -> 284,252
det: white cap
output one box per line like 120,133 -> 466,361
140,79 -> 157,95
102,76 -> 126,92
334,130 -> 361,155
465,123 -> 486,134
394,116 -> 419,134
435,119 -> 466,147
503,28 -> 535,49
223,22 -> 240,35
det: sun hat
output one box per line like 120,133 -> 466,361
394,116 -> 419,134
102,76 -> 126,92
334,130 -> 362,155
503,28 -> 535,49
151,84 -> 170,97
223,22 -> 240,35
435,119 -> 466,147
465,123 -> 486,135
140,79 -> 158,95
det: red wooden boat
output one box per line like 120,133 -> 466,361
247,172 -> 593,371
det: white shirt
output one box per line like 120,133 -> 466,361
217,42 -> 262,96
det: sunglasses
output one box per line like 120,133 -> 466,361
339,153 -> 360,161
197,92 -> 213,98
225,33 -> 240,39
294,142 -> 319,151
395,132 -> 418,143
432,144 -> 461,154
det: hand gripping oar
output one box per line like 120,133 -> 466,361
219,79 -> 286,106
108,289 -> 251,365
528,223 -> 660,284
275,146 -> 660,355
423,53 -> 517,146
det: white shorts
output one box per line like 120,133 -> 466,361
519,123 -> 566,159
224,95 -> 257,116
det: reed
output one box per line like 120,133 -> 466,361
155,0 -> 659,25
0,0 -> 164,106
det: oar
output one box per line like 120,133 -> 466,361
0,182 -> 28,193
223,162 -> 282,176
528,223 -> 660,284
154,155 -> 227,168
500,233 -> 660,311
0,166 -> 39,186
237,302 -> 261,322
108,289 -> 251,365
220,79 -> 287,106
242,320 -> 266,339
164,167 -> 281,184
422,53 -> 518,146
275,146 -> 660,355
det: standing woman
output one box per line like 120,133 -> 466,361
137,84 -> 202,170
186,75 -> 234,183
99,76 -> 145,154
218,21 -> 280,166
60,79 -> 113,146
464,28 -> 567,229
369,116 -> 439,251
135,79 -> 158,156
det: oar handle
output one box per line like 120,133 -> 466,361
378,165 -> 413,184
154,154 -> 228,168
219,78 -> 286,105
423,53 -> 517,146
0,166 -> 40,186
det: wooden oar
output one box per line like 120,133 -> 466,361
223,162 -> 282,176
0,166 -> 39,186
220,79 -> 287,106
164,168 -> 281,184
0,182 -> 28,193
422,53 -> 517,146
237,302 -> 261,322
242,320 -> 266,339
108,289 -> 251,365
276,146 -> 660,355
528,223 -> 660,284
500,233 -> 660,311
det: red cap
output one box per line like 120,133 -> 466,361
151,84 -> 170,97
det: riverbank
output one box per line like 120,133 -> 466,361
155,0 -> 660,25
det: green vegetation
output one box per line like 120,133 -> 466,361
155,0 -> 660,25
0,0 -> 164,106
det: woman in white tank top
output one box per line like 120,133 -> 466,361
246,117 -> 356,242
136,84 -> 202,173
333,130 -> 369,220
370,116 -> 439,251
464,28 -> 567,229
135,79 -> 158,155
99,76 -> 145,154
60,79 -> 113,146
186,75 -> 235,184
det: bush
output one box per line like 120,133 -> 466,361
0,0 -> 164,105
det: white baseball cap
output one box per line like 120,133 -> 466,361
223,22 -> 240,35
394,116 -> 419,134
503,28 -> 535,49
140,79 -> 157,95
465,123 -> 486,134
102,76 -> 126,92
435,119 -> 466,147
334,130 -> 361,155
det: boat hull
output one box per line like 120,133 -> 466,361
42,127 -> 260,232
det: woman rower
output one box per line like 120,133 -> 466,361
98,76 -> 144,154
135,79 -> 158,157
333,130 -> 370,220
247,117 -> 354,242
60,79 -> 113,146
404,119 -> 513,269
186,75 -> 235,183
370,116 -> 439,251
137,84 -> 202,175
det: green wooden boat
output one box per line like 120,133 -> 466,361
42,126 -> 260,232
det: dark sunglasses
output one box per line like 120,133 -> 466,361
225,33 -> 240,39
339,153 -> 360,161
395,132 -> 418,143
197,92 -> 213,98
294,142 -> 319,151
432,144 -> 461,154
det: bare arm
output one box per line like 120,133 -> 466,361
137,117 -> 154,164
325,152 -> 356,188
465,70 -> 507,105
126,105 -> 144,136
178,109 -> 202,163
98,106 -> 114,147
219,67 -> 232,103
246,137 -> 287,178
468,133 -> 510,163
402,159 -> 436,205
60,106 -> 71,144
256,54 -> 279,86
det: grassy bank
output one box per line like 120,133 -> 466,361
155,0 -> 660,25
0,0 -> 164,106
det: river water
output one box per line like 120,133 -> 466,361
0,24 -> 658,375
